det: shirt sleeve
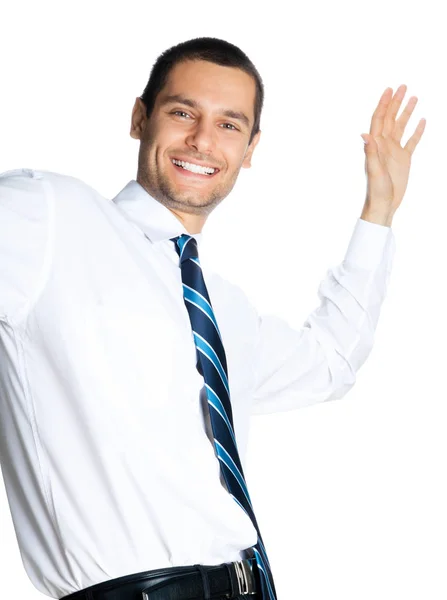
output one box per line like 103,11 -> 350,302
251,218 -> 396,415
0,169 -> 50,324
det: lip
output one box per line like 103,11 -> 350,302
170,157 -> 220,180
171,157 -> 220,172
170,160 -> 218,180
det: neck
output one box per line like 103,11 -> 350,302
135,175 -> 206,234
168,208 -> 205,234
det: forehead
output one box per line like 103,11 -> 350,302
157,59 -> 256,125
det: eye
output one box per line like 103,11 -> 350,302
172,110 -> 191,119
221,123 -> 238,131
171,111 -> 238,131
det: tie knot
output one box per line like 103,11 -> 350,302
171,234 -> 199,264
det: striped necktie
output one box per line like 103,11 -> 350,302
171,234 -> 277,600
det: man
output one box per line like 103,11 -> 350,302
0,37 -> 425,600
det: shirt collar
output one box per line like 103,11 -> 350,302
111,180 -> 204,245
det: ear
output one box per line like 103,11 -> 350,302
242,130 -> 261,168
130,97 -> 147,140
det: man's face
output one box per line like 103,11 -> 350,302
130,59 -> 261,221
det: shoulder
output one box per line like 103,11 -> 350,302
0,168 -> 107,219
0,168 -> 48,223
0,167 -> 101,195
0,167 -> 44,193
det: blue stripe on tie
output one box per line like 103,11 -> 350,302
192,331 -> 229,395
182,264 -> 216,319
178,235 -> 194,259
214,440 -> 252,507
182,284 -> 222,336
205,384 -> 237,445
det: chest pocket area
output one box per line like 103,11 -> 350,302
106,303 -> 173,382
87,287 -> 198,414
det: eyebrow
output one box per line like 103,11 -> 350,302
160,94 -> 251,129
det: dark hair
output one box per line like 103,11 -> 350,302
140,37 -> 264,145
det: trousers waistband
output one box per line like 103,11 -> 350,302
60,557 -> 259,600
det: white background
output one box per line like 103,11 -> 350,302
0,1 -> 446,598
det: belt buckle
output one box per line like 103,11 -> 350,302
233,559 -> 255,595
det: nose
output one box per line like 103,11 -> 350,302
185,118 -> 216,155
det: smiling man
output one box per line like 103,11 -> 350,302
132,57 -> 260,232
0,37 -> 425,600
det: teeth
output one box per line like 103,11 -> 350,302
172,159 -> 216,175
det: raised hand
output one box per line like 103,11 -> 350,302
360,85 -> 426,226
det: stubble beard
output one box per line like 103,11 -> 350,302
137,142 -> 239,217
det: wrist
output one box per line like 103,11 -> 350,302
360,206 -> 394,227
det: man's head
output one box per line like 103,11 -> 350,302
130,37 -> 264,233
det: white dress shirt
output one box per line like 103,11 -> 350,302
0,168 -> 395,598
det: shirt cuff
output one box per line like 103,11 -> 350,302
344,217 -> 394,270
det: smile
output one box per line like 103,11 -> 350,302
171,158 -> 219,177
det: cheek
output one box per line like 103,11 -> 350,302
225,139 -> 249,166
156,132 -> 186,161
227,153 -> 247,175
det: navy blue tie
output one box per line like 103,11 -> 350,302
172,234 -> 277,600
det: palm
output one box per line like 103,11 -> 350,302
362,85 -> 426,217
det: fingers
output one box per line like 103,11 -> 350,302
369,85 -> 425,152
383,85 -> 407,137
369,88 -> 393,137
394,95 -> 419,143
404,118 -> 427,155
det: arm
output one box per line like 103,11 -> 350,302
251,84 -> 425,414
0,169 -> 49,325
251,217 -> 394,414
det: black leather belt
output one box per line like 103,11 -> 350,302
60,557 -> 259,599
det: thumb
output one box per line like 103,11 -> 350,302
360,133 -> 381,175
